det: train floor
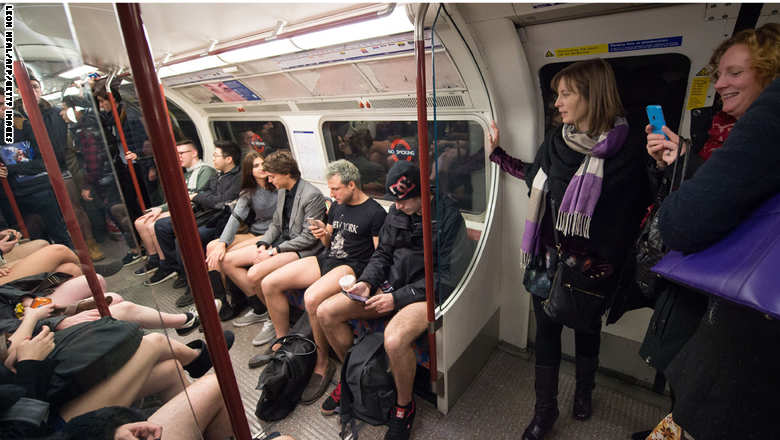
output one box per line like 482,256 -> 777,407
104,256 -> 668,440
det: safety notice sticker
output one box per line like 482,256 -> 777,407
551,36 -> 682,58
687,77 -> 711,110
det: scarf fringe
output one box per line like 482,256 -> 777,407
521,251 -> 533,269
556,211 -> 592,239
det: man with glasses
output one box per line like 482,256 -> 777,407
154,141 -> 242,306
131,139 -> 215,274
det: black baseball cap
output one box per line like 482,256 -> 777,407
385,161 -> 421,201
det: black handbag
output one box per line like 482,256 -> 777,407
541,199 -> 610,334
634,135 -> 691,304
255,334 -> 316,422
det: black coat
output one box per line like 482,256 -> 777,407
660,78 -> 780,439
358,195 -> 468,309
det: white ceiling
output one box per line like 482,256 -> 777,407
13,3 -> 390,74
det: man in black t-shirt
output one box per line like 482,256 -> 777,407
255,160 -> 386,403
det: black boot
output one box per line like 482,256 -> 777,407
522,365 -> 559,440
573,356 -> 598,421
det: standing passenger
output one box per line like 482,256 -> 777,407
488,59 -> 647,439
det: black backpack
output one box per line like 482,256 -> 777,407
254,313 -> 316,422
339,332 -> 396,439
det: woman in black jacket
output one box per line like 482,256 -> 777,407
489,59 -> 648,440
648,77 -> 780,440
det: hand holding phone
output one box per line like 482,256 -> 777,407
646,105 -> 669,140
345,292 -> 368,303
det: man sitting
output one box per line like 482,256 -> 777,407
317,161 -> 468,440
221,150 -> 326,344
253,160 -> 386,404
150,141 -> 241,305
132,139 -> 215,276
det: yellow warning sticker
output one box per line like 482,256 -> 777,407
545,50 -> 554,57
695,67 -> 709,76
687,77 -> 711,110
554,44 -> 608,57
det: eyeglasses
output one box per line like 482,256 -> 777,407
177,150 -> 195,156
212,153 -> 225,158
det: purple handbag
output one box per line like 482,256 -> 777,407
652,192 -> 780,319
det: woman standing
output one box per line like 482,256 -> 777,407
646,24 -> 780,440
489,59 -> 648,440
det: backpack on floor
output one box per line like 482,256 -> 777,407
339,332 -> 396,440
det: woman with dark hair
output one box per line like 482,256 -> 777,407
205,151 -> 277,320
489,59 -> 648,440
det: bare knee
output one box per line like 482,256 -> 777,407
304,288 -> 325,315
248,267 -> 264,288
57,263 -> 82,277
384,328 -> 409,358
317,300 -> 339,328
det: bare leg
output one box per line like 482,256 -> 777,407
0,244 -> 82,285
3,239 -> 48,262
148,218 -> 165,261
46,274 -> 108,305
59,333 -> 168,421
55,301 -> 190,331
222,245 -> 263,297
136,359 -> 188,402
148,374 -> 233,440
318,292 -> 385,362
384,302 -> 427,406
260,256 -> 320,340
304,264 -> 353,375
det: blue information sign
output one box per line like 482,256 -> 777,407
608,36 -> 682,53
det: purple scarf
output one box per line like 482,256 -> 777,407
520,118 -> 629,266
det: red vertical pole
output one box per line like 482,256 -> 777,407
0,179 -> 29,238
413,4 -> 438,388
114,5 -> 251,440
13,62 -> 111,317
106,89 -> 146,212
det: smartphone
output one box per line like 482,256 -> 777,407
646,105 -> 669,140
344,291 -> 368,303
306,217 -> 318,227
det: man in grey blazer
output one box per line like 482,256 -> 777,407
222,150 -> 326,346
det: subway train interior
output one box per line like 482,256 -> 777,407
3,2 -> 779,439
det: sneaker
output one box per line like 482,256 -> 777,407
175,288 -> 194,307
173,274 -> 188,289
122,251 -> 146,267
321,382 -> 341,416
232,310 -> 268,327
251,320 -> 276,346
301,360 -> 336,404
144,268 -> 177,286
385,401 -> 416,440
134,261 -> 158,276
176,311 -> 199,336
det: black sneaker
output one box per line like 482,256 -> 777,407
175,288 -> 194,307
144,268 -> 177,286
320,382 -> 341,416
173,274 -> 188,289
385,401 -> 416,440
176,311 -> 199,336
122,251 -> 145,267
134,261 -> 158,276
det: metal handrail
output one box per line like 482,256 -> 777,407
114,4 -> 251,439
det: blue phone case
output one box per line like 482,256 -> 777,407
646,105 -> 669,140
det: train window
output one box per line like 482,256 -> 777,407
211,121 -> 291,156
539,54 -> 691,136
321,120 -> 486,214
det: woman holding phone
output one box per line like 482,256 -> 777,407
489,58 -> 648,440
638,23 -> 780,440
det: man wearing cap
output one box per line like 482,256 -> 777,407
317,160 -> 468,440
